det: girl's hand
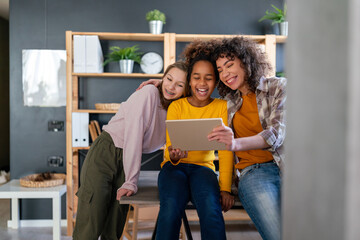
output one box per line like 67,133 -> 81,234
220,191 -> 235,212
116,188 -> 134,200
168,145 -> 188,163
136,79 -> 162,90
207,125 -> 237,151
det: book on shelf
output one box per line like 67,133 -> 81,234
89,120 -> 101,142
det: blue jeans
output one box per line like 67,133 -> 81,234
238,161 -> 281,240
156,162 -> 226,240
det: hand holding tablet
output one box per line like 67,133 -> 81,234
166,118 -> 227,151
168,145 -> 188,163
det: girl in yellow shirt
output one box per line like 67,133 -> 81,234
155,41 -> 233,240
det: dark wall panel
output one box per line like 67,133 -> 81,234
0,17 -> 9,171
10,0 -> 284,219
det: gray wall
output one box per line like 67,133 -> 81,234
9,0 -> 284,219
0,17 -> 9,171
283,0 -> 360,239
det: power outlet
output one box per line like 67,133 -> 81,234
48,120 -> 64,132
47,156 -> 64,167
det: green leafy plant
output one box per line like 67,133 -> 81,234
103,45 -> 142,66
259,4 -> 287,25
146,9 -> 166,24
276,71 -> 285,77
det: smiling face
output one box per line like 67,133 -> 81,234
187,60 -> 216,107
216,56 -> 250,94
161,67 -> 187,100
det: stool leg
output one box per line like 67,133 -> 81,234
132,204 -> 139,240
151,214 -> 159,240
180,220 -> 186,240
182,211 -> 193,240
120,205 -> 131,240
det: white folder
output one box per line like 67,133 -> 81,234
85,36 -> 104,73
79,113 -> 89,147
72,112 -> 81,147
73,35 -> 86,73
72,112 -> 89,147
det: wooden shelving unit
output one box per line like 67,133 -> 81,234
65,31 -> 286,235
74,109 -> 118,114
73,72 -> 163,78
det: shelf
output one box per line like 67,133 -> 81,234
275,35 -> 287,43
71,32 -> 165,41
73,73 -> 163,78
73,146 -> 90,150
175,34 -> 287,43
74,109 -> 118,114
70,32 -> 287,43
175,34 -> 266,42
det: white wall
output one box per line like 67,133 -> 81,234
283,0 -> 360,239
345,0 -> 360,239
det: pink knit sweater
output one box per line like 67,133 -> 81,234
103,85 -> 167,193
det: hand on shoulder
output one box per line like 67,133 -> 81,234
136,79 -> 162,91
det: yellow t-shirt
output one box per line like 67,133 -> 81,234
161,98 -> 234,192
233,92 -> 273,170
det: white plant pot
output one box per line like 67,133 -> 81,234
280,21 -> 288,36
149,20 -> 163,34
119,59 -> 134,73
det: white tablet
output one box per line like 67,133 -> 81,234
165,118 -> 227,151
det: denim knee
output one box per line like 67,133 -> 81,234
237,162 -> 281,240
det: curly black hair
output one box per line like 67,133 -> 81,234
180,40 -> 220,92
211,37 -> 272,98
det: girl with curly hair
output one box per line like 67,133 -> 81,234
208,36 -> 286,240
155,40 -> 234,240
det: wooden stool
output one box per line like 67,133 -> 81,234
121,204 -> 186,240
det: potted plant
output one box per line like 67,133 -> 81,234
259,4 -> 288,36
103,45 -> 142,73
146,9 -> 166,34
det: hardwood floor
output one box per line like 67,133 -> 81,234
0,199 -> 261,240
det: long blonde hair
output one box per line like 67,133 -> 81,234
157,61 -> 188,109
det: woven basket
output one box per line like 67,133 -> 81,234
20,173 -> 66,188
95,103 -> 121,111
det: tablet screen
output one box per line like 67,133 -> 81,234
166,118 -> 226,151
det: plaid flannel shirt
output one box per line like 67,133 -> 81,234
223,76 -> 287,169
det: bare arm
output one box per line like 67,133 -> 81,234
208,125 -> 270,152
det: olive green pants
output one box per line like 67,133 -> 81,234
73,131 -> 129,240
